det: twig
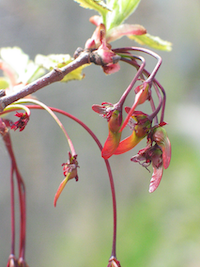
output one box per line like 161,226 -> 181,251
0,51 -> 90,112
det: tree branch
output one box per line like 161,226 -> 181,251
0,51 -> 90,112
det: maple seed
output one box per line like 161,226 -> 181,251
54,153 -> 79,207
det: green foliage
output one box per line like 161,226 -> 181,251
105,0 -> 141,31
0,47 -> 45,84
0,78 -> 9,89
73,0 -> 111,18
0,47 -> 87,87
35,54 -> 88,82
129,33 -> 172,51
73,0 -> 172,52
73,0 -> 141,31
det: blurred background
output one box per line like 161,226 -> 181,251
0,0 -> 200,266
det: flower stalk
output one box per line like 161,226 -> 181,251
18,104 -> 119,260
3,129 -> 27,266
14,99 -> 76,156
0,1 -> 172,264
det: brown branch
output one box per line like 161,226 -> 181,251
0,51 -> 90,112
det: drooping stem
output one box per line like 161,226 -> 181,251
113,47 -> 162,84
3,131 -> 26,263
31,105 -> 118,258
10,165 -> 15,255
115,56 -> 147,131
136,65 -> 166,123
3,105 -> 118,259
13,99 -> 77,157
120,56 -> 165,125
148,81 -> 163,122
15,168 -> 26,262
116,55 -> 146,108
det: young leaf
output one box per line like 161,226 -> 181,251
0,47 -> 45,84
35,54 -> 88,82
61,64 -> 87,82
0,78 -> 9,89
106,23 -> 146,43
129,33 -> 172,51
74,0 -> 111,17
35,54 -> 72,70
106,0 -> 141,32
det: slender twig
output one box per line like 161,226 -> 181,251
0,51 -> 90,112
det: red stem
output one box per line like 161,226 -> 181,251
120,57 -> 164,124
117,55 -> 146,108
113,47 -> 162,83
3,132 -> 26,262
10,165 -> 15,255
1,105 -> 118,259
25,105 -> 118,258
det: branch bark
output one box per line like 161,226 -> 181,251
0,51 -> 90,112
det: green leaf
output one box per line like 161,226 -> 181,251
35,54 -> 88,82
61,64 -> 87,82
0,47 -> 45,84
74,0 -> 111,17
35,54 -> 72,70
106,0 -> 141,31
0,78 -> 9,89
129,33 -> 172,51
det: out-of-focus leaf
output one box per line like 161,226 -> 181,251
0,78 -> 9,89
61,64 -> 87,82
35,54 -> 72,70
129,33 -> 172,51
106,23 -> 146,42
0,47 -> 45,84
106,0 -> 141,31
74,0 -> 111,17
35,54 -> 88,82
